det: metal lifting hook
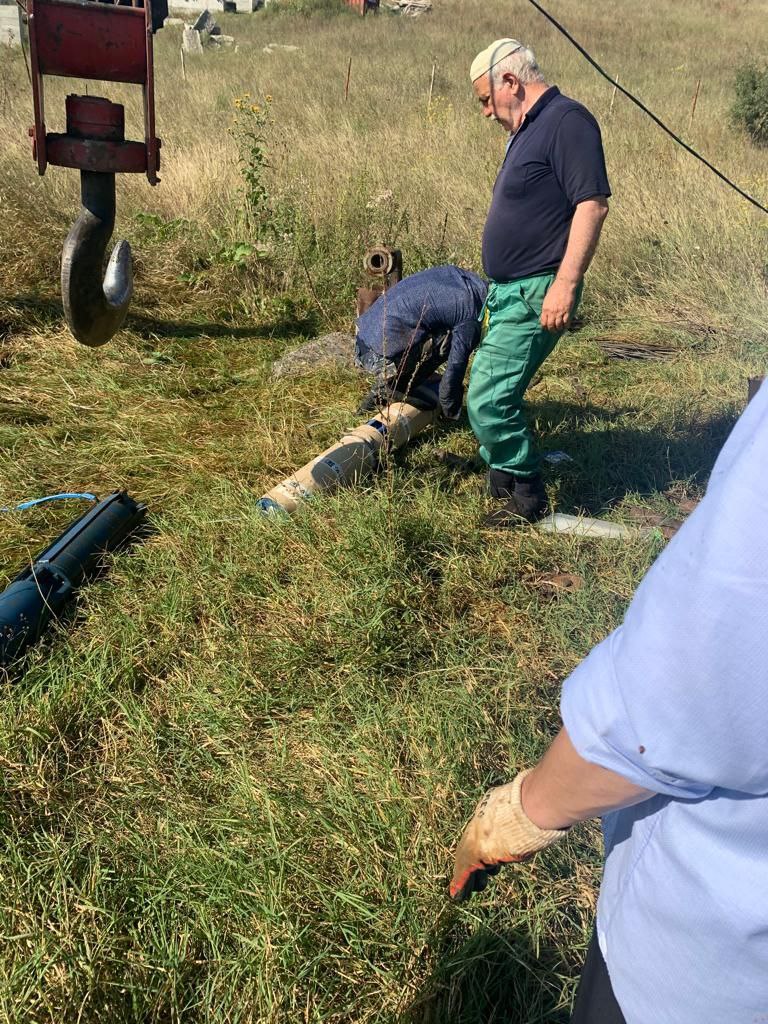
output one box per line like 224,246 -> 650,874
26,0 -> 164,347
61,171 -> 133,348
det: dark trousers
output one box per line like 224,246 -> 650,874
570,930 -> 627,1024
355,335 -> 447,406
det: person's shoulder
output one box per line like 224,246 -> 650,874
551,93 -> 602,131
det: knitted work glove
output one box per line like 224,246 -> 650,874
449,769 -> 569,902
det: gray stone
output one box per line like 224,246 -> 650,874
263,42 -> 300,54
271,333 -> 359,379
192,8 -> 216,32
182,26 -> 204,53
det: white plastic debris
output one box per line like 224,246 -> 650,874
537,513 -> 641,540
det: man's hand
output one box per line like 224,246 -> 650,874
449,770 -> 568,902
438,378 -> 463,421
540,196 -> 609,333
540,278 -> 578,334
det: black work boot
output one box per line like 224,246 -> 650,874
483,471 -> 548,527
356,388 -> 384,415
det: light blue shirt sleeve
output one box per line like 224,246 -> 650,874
562,382 -> 768,799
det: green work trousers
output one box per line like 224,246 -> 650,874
466,272 -> 581,479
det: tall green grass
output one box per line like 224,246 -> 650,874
0,0 -> 766,1020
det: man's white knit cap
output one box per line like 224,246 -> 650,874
470,38 -> 524,83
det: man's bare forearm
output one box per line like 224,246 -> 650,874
539,197 -> 608,331
521,728 -> 654,830
556,197 -> 609,286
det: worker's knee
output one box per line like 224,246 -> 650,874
467,366 -> 525,435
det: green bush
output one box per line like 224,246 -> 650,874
730,63 -> 768,146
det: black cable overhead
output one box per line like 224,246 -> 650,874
525,0 -> 768,217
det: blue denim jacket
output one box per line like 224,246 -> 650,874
355,265 -> 487,418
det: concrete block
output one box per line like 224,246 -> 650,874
192,7 -> 216,32
0,5 -> 22,46
182,26 -> 204,53
169,0 -> 218,14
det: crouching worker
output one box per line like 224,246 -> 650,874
354,265 -> 488,420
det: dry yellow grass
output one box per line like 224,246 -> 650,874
1,0 -> 767,334
0,2 -> 766,1022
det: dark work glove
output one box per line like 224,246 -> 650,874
439,380 -> 463,421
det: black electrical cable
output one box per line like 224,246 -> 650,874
524,0 -> 768,217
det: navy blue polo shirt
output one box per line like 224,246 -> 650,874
482,86 -> 611,282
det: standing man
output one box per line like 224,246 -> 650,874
468,40 -> 610,525
449,383 -> 768,1022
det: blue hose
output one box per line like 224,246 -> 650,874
1,492 -> 98,513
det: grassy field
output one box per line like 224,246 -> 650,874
1,0 -> 767,1020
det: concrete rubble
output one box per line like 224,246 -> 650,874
167,0 -> 262,31
169,0 -> 260,12
386,0 -> 432,13
178,11 -> 238,53
192,8 -> 216,32
182,25 -> 205,54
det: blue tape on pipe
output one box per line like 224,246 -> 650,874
321,458 -> 344,481
258,497 -> 288,516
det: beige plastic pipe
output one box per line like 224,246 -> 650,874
258,385 -> 439,514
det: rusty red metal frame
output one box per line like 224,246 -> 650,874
27,0 -> 160,184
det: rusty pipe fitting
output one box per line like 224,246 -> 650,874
357,245 -> 403,316
363,246 -> 402,280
